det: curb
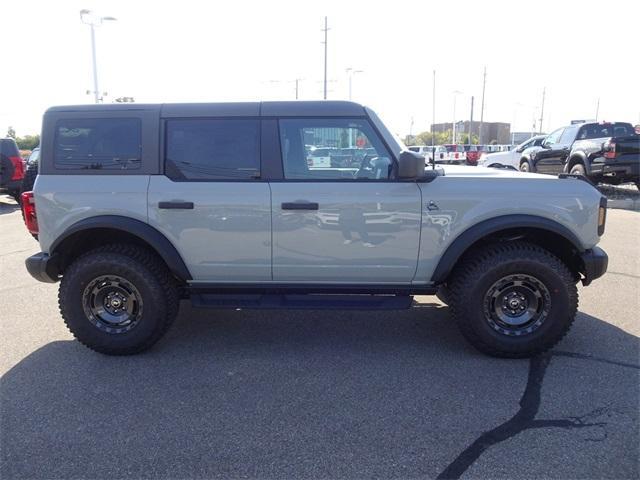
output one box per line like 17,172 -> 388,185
607,198 -> 640,211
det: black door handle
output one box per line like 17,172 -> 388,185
281,202 -> 319,210
158,201 -> 194,210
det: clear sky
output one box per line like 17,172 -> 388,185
2,0 -> 639,139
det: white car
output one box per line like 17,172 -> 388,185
307,147 -> 334,168
407,145 -> 448,164
478,135 -> 546,169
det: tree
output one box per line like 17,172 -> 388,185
458,133 -> 479,145
6,126 -> 16,139
16,134 -> 40,151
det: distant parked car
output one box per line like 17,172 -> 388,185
0,138 -> 25,202
21,147 -> 40,193
440,144 -> 466,164
307,147 -> 334,168
478,135 -> 546,170
407,145 -> 448,164
463,144 -> 480,165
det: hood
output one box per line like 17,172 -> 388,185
436,164 -> 551,180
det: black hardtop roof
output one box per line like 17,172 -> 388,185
45,101 -> 367,117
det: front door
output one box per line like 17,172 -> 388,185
148,117 -> 271,282
270,118 -> 422,283
534,127 -> 566,174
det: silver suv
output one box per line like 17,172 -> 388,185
23,101 -> 608,357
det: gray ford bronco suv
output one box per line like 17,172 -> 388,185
23,101 -> 608,357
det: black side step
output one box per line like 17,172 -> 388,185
191,294 -> 414,310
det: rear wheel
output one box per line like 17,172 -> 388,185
448,242 -> 578,358
59,244 -> 179,355
570,163 -> 586,176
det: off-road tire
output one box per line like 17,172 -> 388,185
570,163 -> 586,176
435,285 -> 451,305
448,241 -> 578,358
59,244 -> 179,355
519,160 -> 532,172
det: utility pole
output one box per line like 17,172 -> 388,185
479,66 -> 486,144
432,70 -> 436,147
469,96 -> 474,144
539,87 -> 546,134
595,97 -> 600,121
322,16 -> 329,100
295,79 -> 299,100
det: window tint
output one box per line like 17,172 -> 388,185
54,118 -> 141,170
279,118 -> 393,180
165,119 -> 259,180
559,125 -> 578,145
544,128 -> 563,146
577,123 -> 635,139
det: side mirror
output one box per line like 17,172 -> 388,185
398,150 -> 426,179
515,146 -> 524,153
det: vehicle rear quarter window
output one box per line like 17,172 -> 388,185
165,119 -> 260,180
558,125 -> 579,145
577,123 -> 635,139
54,118 -> 141,170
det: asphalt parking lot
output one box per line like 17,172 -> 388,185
1,195 -> 638,479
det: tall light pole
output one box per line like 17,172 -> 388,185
80,9 -> 117,104
452,90 -> 462,144
345,68 -> 363,100
432,70 -> 436,147
539,87 -> 546,134
479,66 -> 486,144
322,17 -> 329,100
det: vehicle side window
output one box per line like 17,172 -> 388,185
534,137 -> 544,146
54,118 -> 141,170
279,118 -> 393,180
165,118 -> 260,181
558,125 -> 578,145
544,128 -> 563,146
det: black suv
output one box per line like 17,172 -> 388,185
520,122 -> 639,188
0,138 -> 25,201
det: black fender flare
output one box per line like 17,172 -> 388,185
430,214 -> 584,283
565,151 -> 590,174
50,215 -> 192,281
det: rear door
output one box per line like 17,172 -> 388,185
269,117 -> 422,283
147,115 -> 271,282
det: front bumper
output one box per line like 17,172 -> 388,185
25,252 -> 60,283
579,246 -> 608,286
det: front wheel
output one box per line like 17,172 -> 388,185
59,244 -> 179,355
519,160 -> 532,172
448,242 -> 578,358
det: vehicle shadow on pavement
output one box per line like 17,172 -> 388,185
0,197 -> 20,215
1,307 -> 638,479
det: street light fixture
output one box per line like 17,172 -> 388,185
80,9 -> 117,104
345,68 -> 363,101
452,90 -> 463,143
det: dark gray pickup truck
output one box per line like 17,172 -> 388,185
521,122 -> 639,188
